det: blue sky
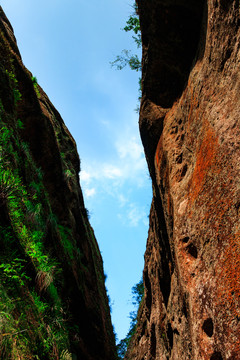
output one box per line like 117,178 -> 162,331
1,0 -> 152,341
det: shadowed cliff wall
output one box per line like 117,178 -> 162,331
126,1 -> 240,359
0,7 -> 116,360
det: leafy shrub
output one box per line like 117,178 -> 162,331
111,1 -> 141,72
31,76 -> 41,98
117,278 -> 144,359
111,0 -> 142,110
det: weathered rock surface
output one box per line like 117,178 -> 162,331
126,1 -> 240,359
0,7 -> 116,360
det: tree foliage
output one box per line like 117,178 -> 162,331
111,2 -> 141,72
117,278 -> 144,359
123,13 -> 141,49
111,50 -> 141,72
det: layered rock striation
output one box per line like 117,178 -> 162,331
126,1 -> 240,359
0,7 -> 116,360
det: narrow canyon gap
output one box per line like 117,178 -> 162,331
0,7 -> 116,360
0,1 -> 240,360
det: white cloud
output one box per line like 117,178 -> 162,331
80,137 -> 147,187
80,113 -> 149,188
80,170 -> 91,183
116,136 -> 143,161
118,194 -> 128,207
103,165 -> 123,179
85,188 -> 96,198
127,204 -> 148,227
79,118 -> 151,218
117,202 -> 149,228
113,135 -> 147,185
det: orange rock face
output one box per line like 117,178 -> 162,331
126,1 -> 240,359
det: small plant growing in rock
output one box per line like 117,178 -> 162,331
6,70 -> 22,105
31,76 -> 41,98
60,350 -> 73,360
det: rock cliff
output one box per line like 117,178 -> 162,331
0,7 -> 116,360
126,1 -> 240,359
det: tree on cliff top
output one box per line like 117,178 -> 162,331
111,1 -> 141,111
111,1 -> 141,73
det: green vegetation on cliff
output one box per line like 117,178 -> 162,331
0,8 -> 117,359
117,278 -> 144,359
111,1 -> 142,109
0,66 -> 73,358
111,2 -> 141,72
